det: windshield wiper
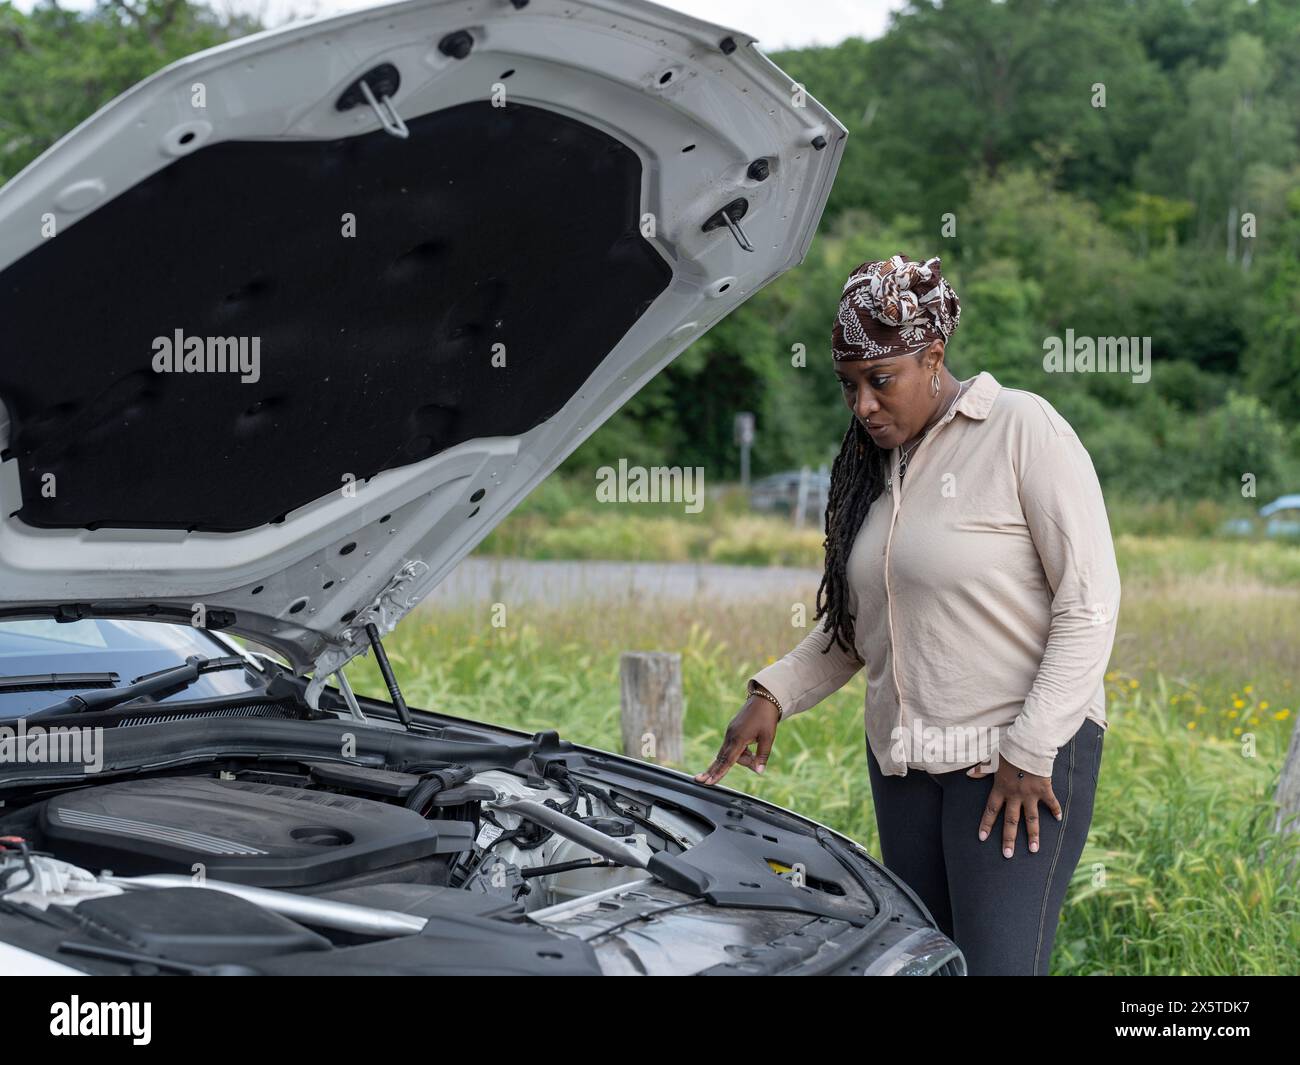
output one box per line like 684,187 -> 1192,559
0,672 -> 119,693
26,655 -> 248,719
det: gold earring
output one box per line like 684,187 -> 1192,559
930,372 -> 940,396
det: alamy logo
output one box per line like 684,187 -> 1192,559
1042,330 -> 1150,383
890,721 -> 1001,767
0,720 -> 102,772
595,459 -> 704,513
152,328 -> 260,383
49,997 -> 151,1045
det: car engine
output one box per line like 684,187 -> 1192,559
0,719 -> 958,975
0,759 -> 676,912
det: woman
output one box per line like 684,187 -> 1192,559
694,254 -> 1121,976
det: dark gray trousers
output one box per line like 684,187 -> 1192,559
866,717 -> 1104,975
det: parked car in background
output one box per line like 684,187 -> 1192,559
1218,495 -> 1300,538
1260,494 -> 1300,538
749,468 -> 830,523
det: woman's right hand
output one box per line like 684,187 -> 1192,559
694,692 -> 781,786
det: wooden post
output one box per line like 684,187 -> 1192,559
620,651 -> 683,765
793,465 -> 810,529
1275,724 -> 1300,839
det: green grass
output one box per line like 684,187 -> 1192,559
475,476 -> 1299,564
476,482 -> 826,565
339,546 -> 1300,975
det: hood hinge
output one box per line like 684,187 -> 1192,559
304,559 -> 429,709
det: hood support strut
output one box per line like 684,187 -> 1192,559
365,622 -> 413,730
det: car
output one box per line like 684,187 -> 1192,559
1218,494 -> 1300,539
749,468 -> 831,519
1259,494 -> 1300,538
0,0 -> 964,976
1218,516 -> 1256,537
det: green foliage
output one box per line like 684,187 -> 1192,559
0,1 -> 256,182
1198,392 -> 1291,492
568,2 -> 1300,502
1242,184 -> 1300,417
1137,32 -> 1296,258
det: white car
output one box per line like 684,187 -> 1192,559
0,0 -> 965,975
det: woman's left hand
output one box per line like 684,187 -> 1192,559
967,756 -> 1062,858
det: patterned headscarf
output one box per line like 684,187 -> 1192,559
832,253 -> 961,361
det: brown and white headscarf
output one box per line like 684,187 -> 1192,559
832,254 -> 961,361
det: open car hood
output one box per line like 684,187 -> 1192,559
0,0 -> 845,696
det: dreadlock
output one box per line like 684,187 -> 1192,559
813,415 -> 888,658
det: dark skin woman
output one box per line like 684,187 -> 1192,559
693,338 -> 1062,859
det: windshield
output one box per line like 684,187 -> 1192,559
0,619 -> 263,719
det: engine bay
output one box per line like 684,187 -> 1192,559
0,710 -> 946,975
1,753 -> 697,910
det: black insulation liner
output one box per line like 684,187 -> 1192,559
0,100 -> 671,532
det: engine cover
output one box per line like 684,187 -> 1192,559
38,776 -> 473,888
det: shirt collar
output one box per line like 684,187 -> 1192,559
953,370 -> 1000,421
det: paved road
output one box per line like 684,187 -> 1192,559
424,557 -> 823,607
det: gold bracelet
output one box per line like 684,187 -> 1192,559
750,685 -> 783,716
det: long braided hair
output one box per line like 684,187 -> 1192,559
812,415 -> 888,658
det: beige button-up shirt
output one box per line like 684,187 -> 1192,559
748,370 -> 1121,778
